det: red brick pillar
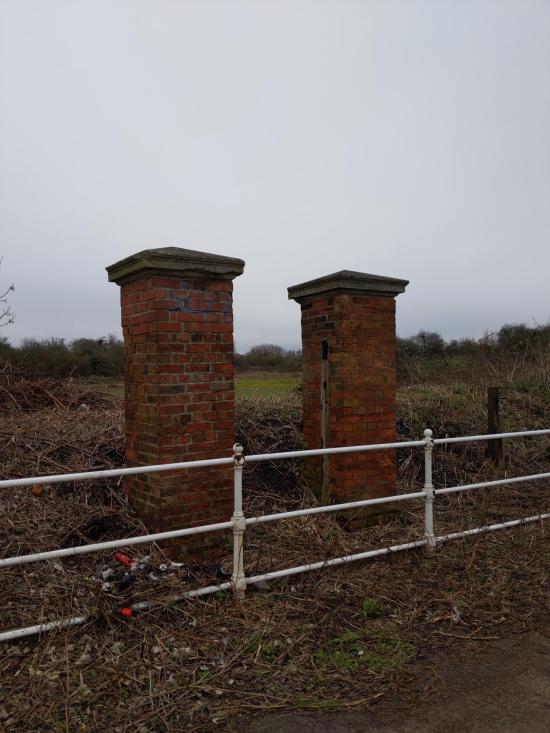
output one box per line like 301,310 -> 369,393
288,270 -> 408,520
107,247 -> 244,557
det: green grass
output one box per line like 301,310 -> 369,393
236,372 -> 301,397
361,597 -> 387,619
81,371 -> 301,399
315,622 -> 416,675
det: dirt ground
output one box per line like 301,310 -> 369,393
248,621 -> 550,733
1,376 -> 549,731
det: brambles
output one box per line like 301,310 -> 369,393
236,392 -> 304,500
0,364 -> 548,730
0,365 -> 117,413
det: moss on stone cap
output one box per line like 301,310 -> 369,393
107,247 -> 245,285
288,270 -> 408,303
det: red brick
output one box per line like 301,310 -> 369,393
115,272 -> 238,560
297,291 -> 400,513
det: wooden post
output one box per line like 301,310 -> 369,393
487,386 -> 504,466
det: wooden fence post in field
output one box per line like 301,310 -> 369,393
487,386 -> 505,467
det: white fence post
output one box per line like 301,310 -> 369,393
423,428 -> 436,549
231,443 -> 247,600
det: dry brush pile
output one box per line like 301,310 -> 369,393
0,372 -> 548,732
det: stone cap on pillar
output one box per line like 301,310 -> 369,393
107,246 -> 245,286
288,270 -> 408,304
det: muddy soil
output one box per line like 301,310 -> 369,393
248,623 -> 550,733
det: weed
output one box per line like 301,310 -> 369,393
316,622 -> 416,675
361,597 -> 386,619
243,632 -> 276,659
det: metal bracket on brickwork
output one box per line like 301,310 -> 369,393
423,428 -> 436,549
231,443 -> 247,600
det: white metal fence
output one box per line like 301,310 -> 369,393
1,427 -> 549,642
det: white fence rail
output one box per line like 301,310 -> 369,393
1,427 -> 549,642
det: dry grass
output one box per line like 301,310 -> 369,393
0,371 -> 548,731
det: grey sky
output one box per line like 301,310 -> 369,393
1,0 -> 549,351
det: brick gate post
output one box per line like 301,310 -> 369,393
107,247 -> 244,557
288,270 -> 408,522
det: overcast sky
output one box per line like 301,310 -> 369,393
1,0 -> 549,351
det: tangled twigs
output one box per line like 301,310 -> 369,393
0,369 -> 115,414
236,393 -> 303,498
0,378 -> 548,731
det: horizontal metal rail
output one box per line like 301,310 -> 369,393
1,426 -> 549,642
435,471 -> 550,496
0,582 -> 233,643
246,490 -> 425,525
245,539 -> 428,584
0,519 -> 233,568
1,429 -> 548,491
0,456 -> 233,490
245,512 -> 550,586
1,462 -> 548,570
433,428 -> 550,446
0,615 -> 89,642
2,512 -> 548,643
436,512 -> 550,541
0,439 -> 424,491
245,439 -> 425,463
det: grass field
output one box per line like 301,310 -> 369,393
236,371 -> 301,396
83,371 -> 301,399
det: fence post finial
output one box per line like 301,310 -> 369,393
423,429 -> 436,549
231,443 -> 247,600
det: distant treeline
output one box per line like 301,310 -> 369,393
396,324 -> 550,385
1,322 -> 549,378
235,344 -> 302,372
397,323 -> 550,357
238,324 -> 550,372
0,335 -> 124,377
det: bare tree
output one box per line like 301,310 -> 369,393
0,258 -> 15,327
